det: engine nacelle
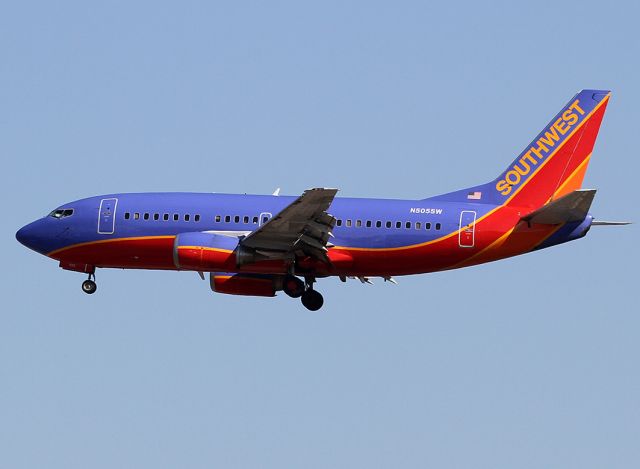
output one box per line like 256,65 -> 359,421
210,272 -> 282,297
173,232 -> 239,271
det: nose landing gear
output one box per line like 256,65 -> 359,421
81,273 -> 97,294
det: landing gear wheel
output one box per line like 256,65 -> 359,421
283,274 -> 305,298
82,279 -> 97,294
301,289 -> 324,311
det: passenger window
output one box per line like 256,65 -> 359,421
195,214 -> 200,222
262,216 -> 269,224
215,215 -> 221,222
184,214 -> 190,222
376,221 -> 382,228
386,221 -> 392,228
225,215 -> 230,223
124,212 -> 130,220
173,214 -> 179,221
234,216 -> 240,223
134,213 -> 140,220
405,221 -> 411,229
336,219 -> 342,227
153,213 -> 159,220
356,220 -> 362,228
396,221 -> 402,229
252,216 -> 258,224
243,216 -> 249,224
415,222 -> 421,229
346,219 -> 352,227
163,213 -> 169,221
436,223 -> 442,230
366,220 -> 372,228
426,222 -> 431,230
143,213 -> 149,220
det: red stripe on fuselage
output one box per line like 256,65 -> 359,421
50,236 -> 177,270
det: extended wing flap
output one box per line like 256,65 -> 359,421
240,188 -> 338,262
521,189 -> 596,225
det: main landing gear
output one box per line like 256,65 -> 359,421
81,273 -> 97,294
283,274 -> 324,311
301,288 -> 323,311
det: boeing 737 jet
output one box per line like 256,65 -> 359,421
16,90 -> 628,310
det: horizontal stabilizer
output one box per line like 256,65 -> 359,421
521,189 -> 596,225
592,220 -> 632,226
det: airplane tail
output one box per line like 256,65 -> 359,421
433,90 -> 611,210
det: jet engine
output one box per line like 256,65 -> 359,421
173,232 -> 239,271
210,272 -> 282,297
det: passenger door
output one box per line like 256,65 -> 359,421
98,198 -> 118,234
458,210 -> 476,248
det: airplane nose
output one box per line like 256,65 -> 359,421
16,221 -> 43,252
16,224 -> 32,247
17,217 -> 72,255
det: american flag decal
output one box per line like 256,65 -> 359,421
467,191 -> 482,200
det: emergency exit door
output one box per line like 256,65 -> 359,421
259,212 -> 272,226
458,210 -> 476,248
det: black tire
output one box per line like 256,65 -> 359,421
301,289 -> 324,311
283,274 -> 305,298
82,279 -> 97,294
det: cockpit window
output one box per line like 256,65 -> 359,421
49,209 -> 74,219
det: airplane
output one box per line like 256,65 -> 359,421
16,89 -> 629,310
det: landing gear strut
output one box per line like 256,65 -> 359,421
81,273 -> 97,294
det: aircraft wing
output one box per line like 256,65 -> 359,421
240,188 -> 338,262
521,189 -> 596,225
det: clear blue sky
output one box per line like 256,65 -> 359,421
2,1 -> 639,468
